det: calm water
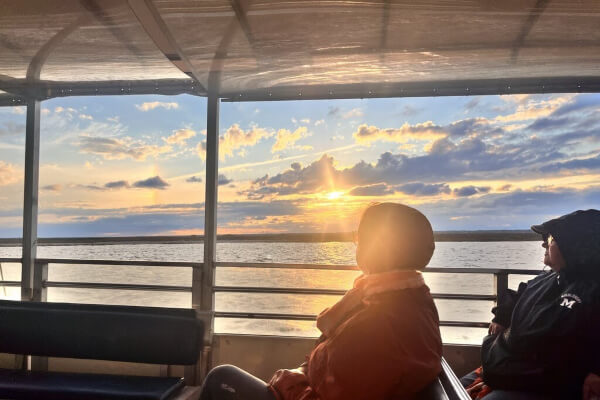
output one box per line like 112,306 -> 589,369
0,241 -> 544,344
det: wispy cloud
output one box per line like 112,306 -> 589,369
77,134 -> 172,161
0,161 -> 18,185
395,182 -> 451,196
132,176 -> 170,190
186,176 -> 203,183
453,185 -> 491,197
0,121 -> 25,136
198,124 -> 271,160
135,101 -> 179,112
272,127 -> 310,153
104,180 -> 130,189
163,128 -> 197,146
218,174 -> 233,186
342,108 -> 364,119
41,184 -> 62,192
348,183 -> 394,196
353,122 -> 446,145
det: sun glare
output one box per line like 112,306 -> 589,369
326,191 -> 344,200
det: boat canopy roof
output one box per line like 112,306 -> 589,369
1,0 -> 600,104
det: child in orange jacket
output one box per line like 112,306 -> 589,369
200,203 -> 442,400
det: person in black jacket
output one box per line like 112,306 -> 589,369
461,209 -> 600,400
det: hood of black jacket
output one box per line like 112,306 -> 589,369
531,209 -> 600,281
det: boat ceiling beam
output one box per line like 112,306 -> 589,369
221,76 -> 600,102
0,78 -> 203,103
128,0 -> 208,93
1,75 -> 599,105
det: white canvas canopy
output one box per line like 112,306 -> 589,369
1,0 -> 600,104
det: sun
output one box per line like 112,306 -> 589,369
326,191 -> 344,200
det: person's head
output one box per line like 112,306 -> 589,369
531,209 -> 600,277
355,203 -> 434,274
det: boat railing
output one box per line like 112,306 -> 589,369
0,256 -> 540,331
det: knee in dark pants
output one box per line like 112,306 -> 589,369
203,364 -> 240,386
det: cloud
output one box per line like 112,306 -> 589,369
218,174 -> 233,186
395,182 -> 451,196
543,153 -> 600,173
314,119 -> 325,126
353,122 -> 447,145
186,176 -> 203,183
342,108 -> 364,119
104,180 -> 130,189
494,95 -> 572,123
300,118 -> 310,124
464,98 -> 481,112
272,127 -> 309,152
0,161 -> 18,185
453,185 -> 491,197
135,101 -> 179,111
77,134 -> 172,161
241,155 -> 348,199
79,114 -> 93,120
0,121 -> 25,136
163,128 -> 196,146
199,124 -> 271,160
41,184 -> 62,192
397,105 -> 422,117
550,95 -> 600,117
132,176 -> 169,190
348,183 -> 394,196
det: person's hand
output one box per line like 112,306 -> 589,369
488,322 -> 505,335
583,373 -> 600,400
466,381 -> 484,396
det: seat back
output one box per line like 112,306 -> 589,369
0,300 -> 203,365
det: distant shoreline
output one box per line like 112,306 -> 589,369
0,230 -> 540,246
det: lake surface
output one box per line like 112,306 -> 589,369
0,241 -> 545,344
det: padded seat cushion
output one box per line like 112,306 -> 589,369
0,368 -> 185,400
0,300 -> 202,365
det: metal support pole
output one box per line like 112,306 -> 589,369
32,261 -> 47,302
189,94 -> 219,384
30,261 -> 49,371
495,271 -> 509,306
21,99 -> 40,301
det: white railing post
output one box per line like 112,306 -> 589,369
21,99 -> 40,302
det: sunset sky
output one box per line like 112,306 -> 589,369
0,93 -> 598,237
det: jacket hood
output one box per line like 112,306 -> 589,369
531,209 -> 600,280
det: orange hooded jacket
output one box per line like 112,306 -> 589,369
269,271 -> 442,400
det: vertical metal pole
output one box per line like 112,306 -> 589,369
21,99 -> 40,302
30,261 -> 49,371
190,94 -> 219,384
495,271 -> 509,307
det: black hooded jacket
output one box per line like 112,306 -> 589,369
481,210 -> 600,397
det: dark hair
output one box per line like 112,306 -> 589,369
356,203 -> 435,273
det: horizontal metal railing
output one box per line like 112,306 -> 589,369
0,257 -> 541,331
